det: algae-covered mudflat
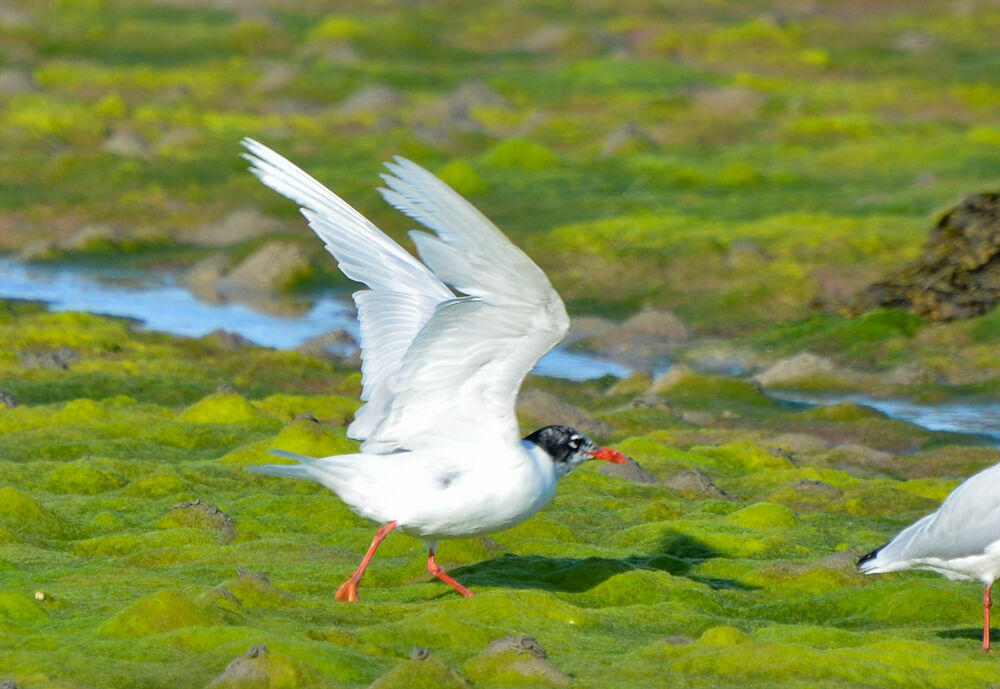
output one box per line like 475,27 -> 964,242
3,0 -> 1000,687
2,303 -> 1000,689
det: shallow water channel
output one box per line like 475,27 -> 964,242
3,258 -> 1000,442
0,258 -> 631,380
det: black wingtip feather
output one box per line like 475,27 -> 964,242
857,545 -> 884,568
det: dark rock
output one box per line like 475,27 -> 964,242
792,479 -> 843,499
566,315 -> 618,342
623,394 -> 673,410
299,329 -> 359,364
20,347 -> 79,370
205,330 -> 254,351
465,636 -> 570,687
447,80 -> 510,110
0,680 -> 18,689
516,389 -> 613,438
216,242 -> 313,293
834,443 -> 896,473
752,352 -> 841,387
814,548 -> 863,574
208,644 -> 325,688
725,240 -> 772,269
849,192 -> 1000,321
0,391 -> 18,408
322,43 -> 363,65
219,567 -> 291,608
0,67 -> 36,95
690,85 -> 765,117
154,127 -> 204,154
601,122 -> 655,156
370,655 -> 471,689
765,433 -> 833,455
606,372 -> 652,396
181,254 -> 233,295
245,644 -> 267,658
679,410 -> 715,426
338,84 -> 405,115
884,362 -> 938,385
599,456 -> 658,484
620,308 -> 693,343
188,207 -> 285,247
164,499 -> 237,544
206,586 -> 244,613
665,469 -> 731,500
16,240 -> 59,261
892,30 -> 938,55
102,130 -> 150,158
579,308 -> 692,367
59,224 -> 129,251
254,63 -> 298,93
520,24 -> 572,55
293,412 -> 319,423
765,548 -> 865,581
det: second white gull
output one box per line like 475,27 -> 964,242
859,461 -> 1000,651
241,139 -> 626,601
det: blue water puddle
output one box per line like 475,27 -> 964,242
770,390 -> 1000,442
0,258 -> 631,381
4,258 -> 999,438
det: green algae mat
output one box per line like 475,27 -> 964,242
5,0 -> 1000,335
2,306 -> 1000,688
4,0 -> 1000,686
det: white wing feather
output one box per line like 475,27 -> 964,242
241,139 -> 452,443
865,463 -> 1000,566
241,140 -> 570,454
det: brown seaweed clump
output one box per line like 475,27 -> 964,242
850,192 -> 1000,321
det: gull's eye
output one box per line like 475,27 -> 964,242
568,435 -> 582,450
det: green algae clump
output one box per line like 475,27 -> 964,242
698,625 -> 751,646
254,393 -> 359,424
100,589 -> 227,637
46,460 -> 125,495
216,568 -> 291,609
122,472 -> 189,498
0,486 -> 65,536
0,590 -> 48,621
437,159 -> 488,195
156,499 -> 237,543
269,419 -> 359,458
480,139 -> 559,170
208,644 -> 334,689
53,398 -> 108,424
465,636 -> 571,687
369,655 -> 470,689
179,391 -> 263,424
726,502 -> 798,528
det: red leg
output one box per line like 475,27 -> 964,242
335,521 -> 397,602
983,584 -> 993,652
426,547 -> 474,598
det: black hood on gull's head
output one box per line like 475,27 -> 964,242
524,425 -> 626,476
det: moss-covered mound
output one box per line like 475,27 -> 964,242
0,305 -> 996,687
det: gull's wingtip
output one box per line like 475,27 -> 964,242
382,155 -> 431,181
857,544 -> 884,571
240,136 -> 264,151
240,137 -> 275,163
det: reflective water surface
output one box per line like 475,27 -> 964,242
0,259 -> 631,381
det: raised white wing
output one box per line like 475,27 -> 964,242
242,139 -> 452,442
242,140 -> 570,454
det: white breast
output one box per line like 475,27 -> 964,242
331,441 -> 559,542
